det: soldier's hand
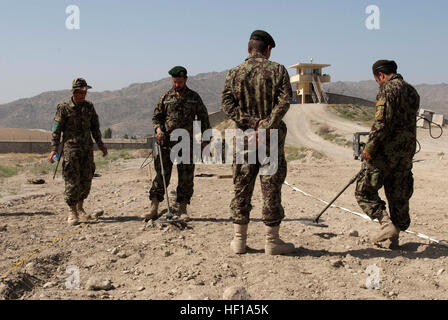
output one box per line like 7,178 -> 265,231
156,128 -> 164,143
48,151 -> 58,163
257,119 -> 267,129
201,141 -> 209,151
99,146 -> 108,157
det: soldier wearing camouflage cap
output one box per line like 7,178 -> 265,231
355,60 -> 420,249
144,66 -> 211,222
222,30 -> 295,255
48,78 -> 108,225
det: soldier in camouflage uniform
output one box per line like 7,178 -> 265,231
355,60 -> 420,249
222,30 -> 295,255
143,66 -> 211,222
48,78 -> 108,225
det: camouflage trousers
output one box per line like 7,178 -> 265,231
355,159 -> 413,231
149,146 -> 195,204
231,125 -> 288,226
62,148 -> 95,207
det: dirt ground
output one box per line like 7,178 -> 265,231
1,106 -> 447,300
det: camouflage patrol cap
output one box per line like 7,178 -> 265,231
168,66 -> 187,78
372,60 -> 397,75
71,78 -> 92,93
250,30 -> 276,48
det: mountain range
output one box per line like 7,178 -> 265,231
324,81 -> 448,116
0,71 -> 446,137
0,71 -> 228,137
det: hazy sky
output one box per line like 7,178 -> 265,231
1,0 -> 447,103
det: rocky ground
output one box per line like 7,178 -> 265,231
0,104 -> 447,300
0,149 -> 447,300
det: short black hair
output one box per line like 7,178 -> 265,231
372,60 -> 398,76
248,39 -> 268,54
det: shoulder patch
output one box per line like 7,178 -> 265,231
376,99 -> 385,107
375,103 -> 384,121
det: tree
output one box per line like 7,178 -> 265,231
123,134 -> 129,139
103,128 -> 112,139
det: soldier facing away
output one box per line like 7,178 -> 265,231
48,78 -> 108,225
355,60 -> 420,249
222,30 -> 295,255
143,66 -> 211,222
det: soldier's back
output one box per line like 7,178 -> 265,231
227,53 -> 288,120
382,75 -> 420,161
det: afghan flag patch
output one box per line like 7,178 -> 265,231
375,100 -> 385,121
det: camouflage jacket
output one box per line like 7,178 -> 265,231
221,52 -> 292,130
365,74 -> 420,160
51,98 -> 104,152
152,87 -> 211,136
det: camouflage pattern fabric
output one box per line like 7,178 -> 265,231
222,52 -> 292,226
62,149 -> 95,206
231,123 -> 288,226
51,98 -> 104,206
51,99 -> 104,152
150,87 -> 210,204
149,146 -> 195,204
222,52 -> 292,131
355,74 -> 419,231
152,87 -> 211,137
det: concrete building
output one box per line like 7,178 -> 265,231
417,108 -> 435,128
432,113 -> 445,127
289,60 -> 331,104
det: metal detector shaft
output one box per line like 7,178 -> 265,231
156,142 -> 171,215
313,169 -> 363,224
52,147 -> 64,180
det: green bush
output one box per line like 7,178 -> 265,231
328,104 -> 375,123
104,128 -> 112,139
0,165 -> 18,178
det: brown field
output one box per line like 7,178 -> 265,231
0,128 -> 52,142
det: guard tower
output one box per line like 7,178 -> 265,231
289,60 -> 331,104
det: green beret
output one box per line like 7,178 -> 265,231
372,60 -> 397,75
250,30 -> 276,48
168,66 -> 187,77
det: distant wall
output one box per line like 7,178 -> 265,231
0,137 -> 155,154
0,111 -> 226,154
326,93 -> 376,107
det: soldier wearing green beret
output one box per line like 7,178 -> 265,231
143,66 -> 211,222
48,78 -> 108,225
355,60 -> 420,249
222,30 -> 295,255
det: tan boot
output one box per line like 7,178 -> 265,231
177,202 -> 190,222
265,225 -> 295,255
141,198 -> 159,221
230,224 -> 248,254
372,212 -> 400,248
77,200 -> 92,222
67,206 -> 79,226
